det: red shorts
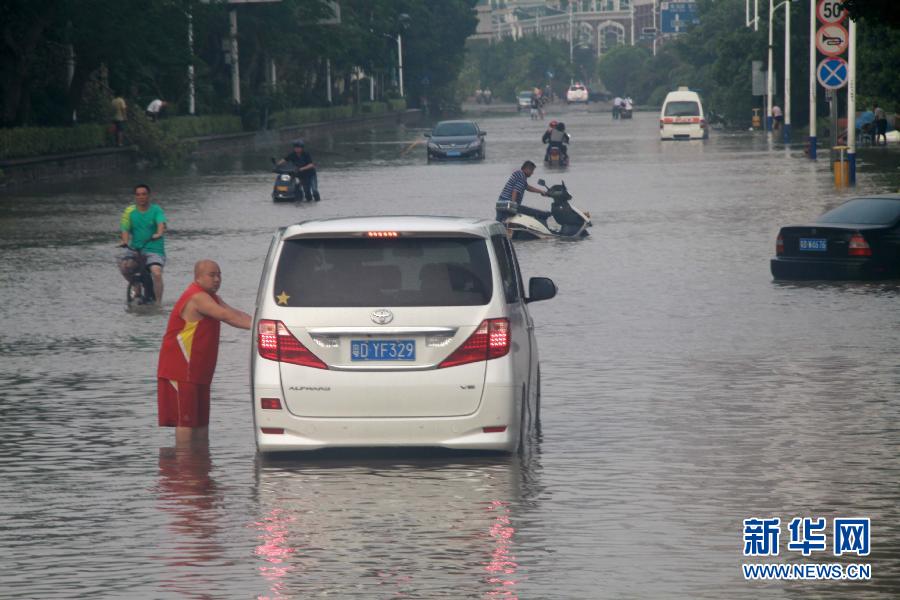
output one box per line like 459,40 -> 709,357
158,378 -> 210,427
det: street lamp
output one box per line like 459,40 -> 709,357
767,0 -> 795,141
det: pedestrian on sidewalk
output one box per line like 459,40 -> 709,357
111,93 -> 127,146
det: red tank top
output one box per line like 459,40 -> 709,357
157,282 -> 222,384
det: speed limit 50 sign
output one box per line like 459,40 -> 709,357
817,0 -> 848,25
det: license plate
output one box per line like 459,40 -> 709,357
799,238 -> 827,251
276,186 -> 289,191
351,340 -> 415,361
447,151 -> 461,157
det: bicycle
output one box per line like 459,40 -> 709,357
119,245 -> 156,306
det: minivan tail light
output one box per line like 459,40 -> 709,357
260,397 -> 282,410
700,119 -> 707,129
257,319 -> 328,369
659,119 -> 664,129
438,318 -> 510,368
848,232 -> 871,257
775,233 -> 784,255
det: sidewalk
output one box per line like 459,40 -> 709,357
0,108 -> 422,189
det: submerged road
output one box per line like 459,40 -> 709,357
1,105 -> 899,598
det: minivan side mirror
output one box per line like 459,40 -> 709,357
424,132 -> 431,138
479,131 -> 486,136
537,178 -> 546,186
526,277 -> 556,303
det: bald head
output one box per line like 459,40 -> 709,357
194,260 -> 222,294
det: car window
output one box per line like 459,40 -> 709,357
817,199 -> 900,225
274,237 -> 493,307
664,101 -> 701,117
504,237 -> 525,300
433,122 -> 477,136
491,235 -> 519,303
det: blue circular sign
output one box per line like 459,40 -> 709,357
816,57 -> 848,90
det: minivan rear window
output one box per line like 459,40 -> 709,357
664,101 -> 701,117
274,237 -> 493,307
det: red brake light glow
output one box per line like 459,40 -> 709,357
257,319 -> 328,369
260,397 -> 282,410
367,231 -> 399,238
438,318 -> 510,368
848,232 -> 872,257
261,427 -> 284,435
775,233 -> 784,256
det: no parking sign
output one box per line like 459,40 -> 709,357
817,57 -> 848,90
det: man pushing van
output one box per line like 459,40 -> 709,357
157,260 -> 252,442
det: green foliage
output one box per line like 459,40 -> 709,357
1,0 -> 477,126
0,124 -> 106,160
387,98 -> 407,112
158,115 -> 243,139
464,35 -> 575,102
272,106 -> 354,128
597,46 -> 650,97
124,107 -> 189,167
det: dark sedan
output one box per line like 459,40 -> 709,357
425,120 -> 486,162
771,195 -> 900,280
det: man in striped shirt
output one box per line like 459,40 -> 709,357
496,160 -> 546,221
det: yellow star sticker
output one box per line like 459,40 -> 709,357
276,291 -> 290,305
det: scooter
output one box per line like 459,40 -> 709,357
271,159 -> 303,202
619,108 -> 633,119
497,179 -> 591,240
544,144 -> 569,167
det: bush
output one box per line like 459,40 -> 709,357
158,115 -> 243,139
271,106 -> 354,128
0,125 -> 107,160
360,101 -> 388,114
387,98 -> 407,112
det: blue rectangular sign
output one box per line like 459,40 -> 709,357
661,1 -> 699,34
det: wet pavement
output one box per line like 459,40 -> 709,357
1,105 -> 899,598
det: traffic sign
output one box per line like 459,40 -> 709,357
817,0 -> 847,25
816,23 -> 848,56
817,57 -> 848,90
660,2 -> 699,34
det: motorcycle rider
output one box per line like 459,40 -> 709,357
496,160 -> 548,222
276,139 -> 320,201
542,121 -> 570,163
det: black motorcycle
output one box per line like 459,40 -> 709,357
271,160 -> 303,202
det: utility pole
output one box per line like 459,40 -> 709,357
808,0 -> 816,158
397,33 -> 404,98
187,7 -> 196,115
783,1 -> 791,143
847,18 -> 856,185
229,9 -> 240,106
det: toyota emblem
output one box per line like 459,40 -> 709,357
371,309 -> 394,325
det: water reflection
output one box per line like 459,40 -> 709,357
155,442 -> 224,597
251,449 -> 541,599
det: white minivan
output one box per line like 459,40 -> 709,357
251,216 -> 557,453
659,87 -> 708,140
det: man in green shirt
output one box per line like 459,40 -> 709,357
118,183 -> 167,304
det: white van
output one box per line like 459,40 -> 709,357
251,216 -> 557,453
659,87 -> 708,140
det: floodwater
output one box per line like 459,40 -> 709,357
1,106 -> 899,599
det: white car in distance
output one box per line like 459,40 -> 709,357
566,84 -> 589,104
251,216 -> 557,453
